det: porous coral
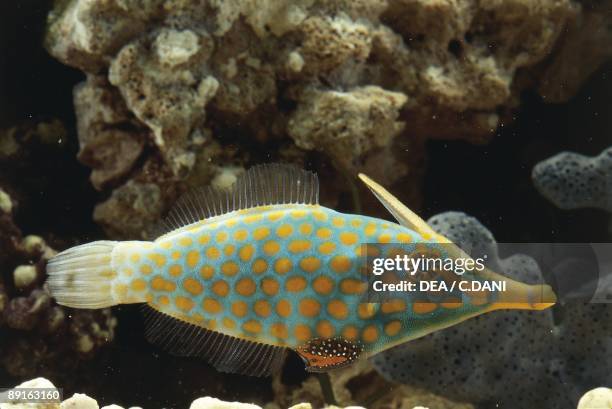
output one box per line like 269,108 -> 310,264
532,146 -> 612,212
44,0 -> 610,238
371,211 -> 612,409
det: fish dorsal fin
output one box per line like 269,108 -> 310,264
358,173 -> 442,240
296,337 -> 363,372
142,306 -> 287,377
158,163 -> 319,235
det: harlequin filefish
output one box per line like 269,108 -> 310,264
46,164 -> 556,376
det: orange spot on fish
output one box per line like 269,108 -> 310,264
384,320 -> 402,336
270,323 -> 288,339
261,278 -> 279,296
169,264 -> 182,277
291,210 -> 307,219
330,217 -> 344,228
199,265 -> 214,280
254,300 -> 272,317
381,299 -> 406,314
235,278 -> 256,296
274,258 -> 292,274
203,298 -> 222,314
276,299 -> 292,317
151,276 -> 176,292
175,296 -> 194,312
364,223 -> 376,236
340,232 -> 359,245
413,302 -> 437,314
131,279 -> 146,292
318,242 -> 336,254
183,278 -> 203,295
206,247 -> 220,259
313,210 -> 327,221
263,240 -> 280,255
327,300 -> 349,320
148,253 -> 166,267
397,233 -> 412,243
267,211 -> 284,221
294,324 -> 312,341
378,234 -> 392,243
233,230 -> 248,241
212,280 -> 229,297
276,224 -> 293,238
299,257 -> 321,273
330,256 -> 351,273
316,228 -> 332,239
285,276 -> 307,292
216,231 -> 228,243
299,223 -> 313,235
242,320 -> 262,334
222,317 -> 236,329
238,244 -> 254,261
231,301 -> 248,317
313,276 -> 334,295
316,320 -> 335,338
289,240 -> 311,253
340,278 -> 366,294
299,298 -> 321,317
179,237 -> 193,247
358,303 -> 377,319
342,325 -> 358,341
253,227 -> 270,241
244,214 -> 263,224
140,265 -> 153,275
441,298 -> 463,309
252,259 -> 268,274
221,261 -> 239,276
224,244 -> 235,256
362,325 -> 379,343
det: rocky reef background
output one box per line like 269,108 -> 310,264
0,0 -> 611,408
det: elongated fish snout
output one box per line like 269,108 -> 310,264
489,277 -> 557,312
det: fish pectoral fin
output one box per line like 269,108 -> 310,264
142,305 -> 286,377
358,173 -> 443,241
295,337 -> 364,373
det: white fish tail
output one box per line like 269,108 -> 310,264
46,240 -> 121,308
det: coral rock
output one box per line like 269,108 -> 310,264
73,75 -> 148,190
288,86 -> 407,168
60,393 -> 99,409
93,180 -> 165,239
577,387 -> 612,409
0,377 -> 60,409
189,397 -> 261,409
108,27 -> 217,176
532,146 -> 612,212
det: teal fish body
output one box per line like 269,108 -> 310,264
112,204 -> 434,354
46,164 -> 556,376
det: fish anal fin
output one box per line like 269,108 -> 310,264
296,337 -> 363,373
358,173 -> 444,241
142,305 -> 286,377
155,163 -> 319,237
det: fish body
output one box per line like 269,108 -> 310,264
47,164 -> 556,375
111,204 -> 432,354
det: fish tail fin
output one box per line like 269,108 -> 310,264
46,241 -> 123,309
487,273 -> 557,311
